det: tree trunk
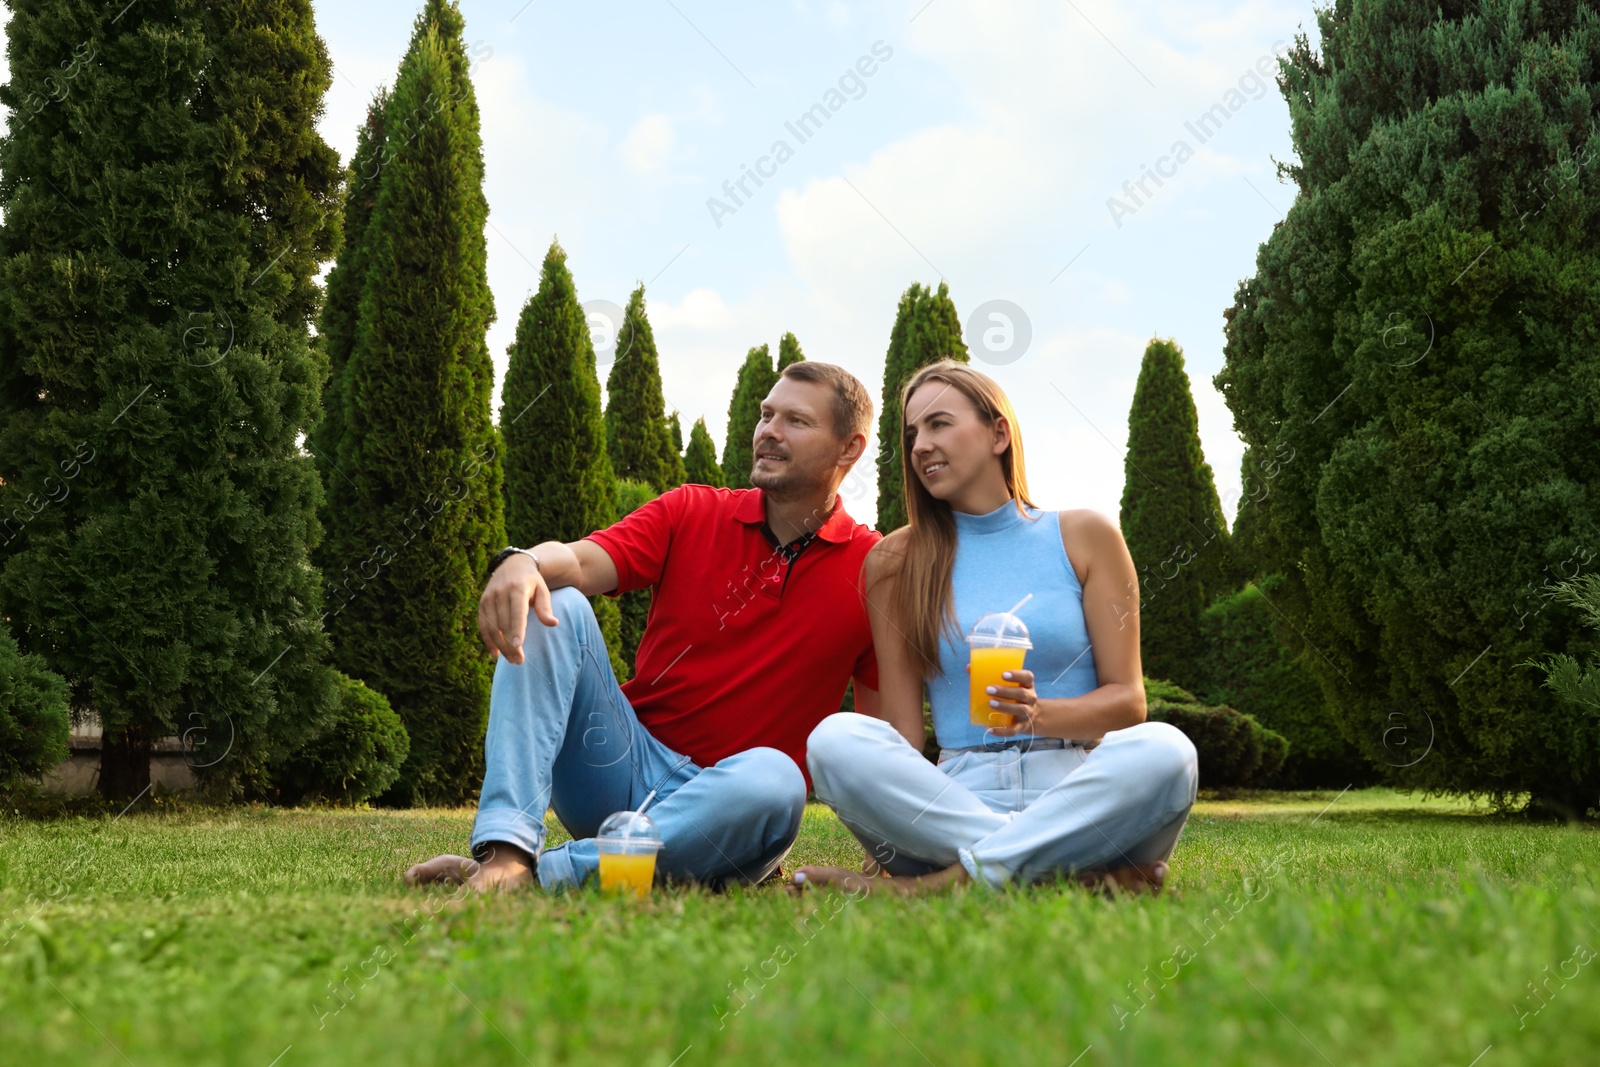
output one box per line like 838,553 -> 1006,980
98,721 -> 152,802
1528,788 -> 1599,824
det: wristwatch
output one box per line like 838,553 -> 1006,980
487,545 -> 540,580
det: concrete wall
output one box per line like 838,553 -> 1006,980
39,720 -> 198,795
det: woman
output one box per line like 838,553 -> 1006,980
796,361 -> 1198,895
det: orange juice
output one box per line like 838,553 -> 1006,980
598,849 -> 657,896
969,645 -> 1028,727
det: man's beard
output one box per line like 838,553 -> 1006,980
749,453 -> 826,496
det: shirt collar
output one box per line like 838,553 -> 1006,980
951,498 -> 1035,535
732,488 -> 857,544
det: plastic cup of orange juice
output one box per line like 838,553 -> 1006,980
596,811 -> 663,897
967,610 -> 1033,728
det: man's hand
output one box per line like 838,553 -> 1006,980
478,555 -> 555,665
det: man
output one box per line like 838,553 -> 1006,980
405,362 -> 882,891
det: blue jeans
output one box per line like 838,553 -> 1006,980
808,713 -> 1198,887
470,586 -> 807,890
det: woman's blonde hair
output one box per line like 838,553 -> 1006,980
877,360 -> 1037,678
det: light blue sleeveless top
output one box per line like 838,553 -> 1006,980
929,501 -> 1100,748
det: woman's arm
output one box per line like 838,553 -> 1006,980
859,537 -> 928,750
986,509 -> 1147,739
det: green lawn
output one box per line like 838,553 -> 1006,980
2,788 -> 1596,1066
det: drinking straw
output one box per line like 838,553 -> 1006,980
619,788 -> 659,840
1006,593 -> 1034,616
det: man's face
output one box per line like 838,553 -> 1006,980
749,378 -> 853,495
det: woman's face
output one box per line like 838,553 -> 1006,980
904,380 -> 1008,501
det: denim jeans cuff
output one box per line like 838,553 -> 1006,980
535,843 -> 581,889
958,847 -> 1009,890
470,808 -> 546,864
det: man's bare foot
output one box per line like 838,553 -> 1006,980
403,844 -> 535,893
404,853 -> 479,886
791,862 -> 972,896
1075,860 -> 1168,897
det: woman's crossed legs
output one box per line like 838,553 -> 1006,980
797,713 -> 1198,896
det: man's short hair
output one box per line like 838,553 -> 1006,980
778,361 -> 874,440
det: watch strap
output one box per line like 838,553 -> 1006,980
487,545 -> 539,579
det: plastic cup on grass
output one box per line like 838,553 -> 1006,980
597,810 -> 663,897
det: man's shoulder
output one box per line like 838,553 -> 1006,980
671,483 -> 755,517
841,516 -> 882,548
819,494 -> 878,541
633,484 -> 771,538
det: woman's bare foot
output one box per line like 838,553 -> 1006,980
792,862 -> 972,896
403,844 -> 535,893
790,860 -> 1168,898
1075,860 -> 1168,897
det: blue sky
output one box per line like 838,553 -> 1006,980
16,1 -> 1332,530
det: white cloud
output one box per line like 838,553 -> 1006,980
648,287 -> 734,332
618,113 -> 677,176
712,0 -> 1310,523
303,0 -> 1312,527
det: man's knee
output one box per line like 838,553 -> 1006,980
720,747 -> 806,833
547,585 -> 596,626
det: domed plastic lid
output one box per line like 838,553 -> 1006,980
966,610 -> 1032,649
598,810 -> 662,842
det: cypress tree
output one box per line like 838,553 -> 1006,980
721,344 -> 776,491
872,288 -> 919,528
660,421 -> 686,491
498,240 -> 626,681
0,0 -> 342,799
876,281 -> 969,533
1191,465 -> 1234,609
593,595 -> 630,683
683,417 -> 724,487
601,288 -> 676,675
1216,2 -> 1600,811
1120,337 -> 1232,687
309,88 -> 388,595
1219,443 -> 1293,593
1225,452 -> 1264,588
604,286 -> 677,493
331,1 -> 504,805
501,240 -> 615,547
612,478 -> 659,676
669,411 -> 684,455
777,331 -> 806,370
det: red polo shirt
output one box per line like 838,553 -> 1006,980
584,484 -> 880,785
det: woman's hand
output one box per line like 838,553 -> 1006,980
982,668 -> 1042,737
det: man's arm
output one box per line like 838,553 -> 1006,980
477,539 -> 620,665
